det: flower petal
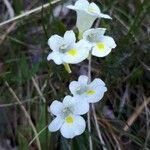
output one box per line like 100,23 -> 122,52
74,0 -> 89,10
64,30 -> 76,45
69,81 -> 80,95
49,100 -> 63,116
99,13 -> 112,19
67,0 -> 89,11
83,28 -> 106,43
73,96 -> 89,115
89,78 -> 106,87
48,116 -> 64,132
47,51 -> 63,65
60,115 -> 86,138
92,45 -> 111,57
63,42 -> 89,64
78,75 -> 89,85
101,36 -> 116,48
86,86 -> 107,103
48,35 -> 63,51
87,2 -> 100,15
85,79 -> 107,103
63,95 -> 76,107
76,11 -> 97,33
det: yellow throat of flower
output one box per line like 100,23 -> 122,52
96,42 -> 105,50
86,89 -> 96,95
67,49 -> 78,56
66,115 -> 74,124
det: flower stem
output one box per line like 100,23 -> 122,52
87,53 -> 93,150
87,53 -> 107,150
78,32 -> 83,40
87,112 -> 93,150
63,63 -> 72,73
92,104 -> 107,150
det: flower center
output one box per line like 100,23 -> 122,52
65,115 -> 74,124
63,107 -> 71,113
67,49 -> 78,56
96,42 -> 105,50
59,44 -> 68,53
86,89 -> 96,95
62,106 -> 74,116
86,32 -> 100,43
76,86 -> 87,95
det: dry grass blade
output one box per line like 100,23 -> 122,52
124,97 -> 150,131
5,81 -> 41,150
2,0 -> 14,18
0,22 -> 16,45
139,59 -> 150,72
92,105 -> 107,150
0,99 -> 33,107
29,125 -> 48,146
99,118 -> 122,150
0,0 -> 61,27
32,76 -> 46,103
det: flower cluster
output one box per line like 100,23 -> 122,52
48,75 -> 107,138
47,0 -> 116,139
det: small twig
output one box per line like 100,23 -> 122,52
0,91 -> 52,108
32,76 -> 46,103
124,97 -> 150,131
5,81 -> 41,150
0,0 -> 61,27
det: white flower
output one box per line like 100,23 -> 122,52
67,0 -> 111,34
48,95 -> 89,139
47,30 -> 89,65
83,28 -> 116,57
69,75 -> 107,103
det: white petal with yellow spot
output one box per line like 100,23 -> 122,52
83,28 -> 116,57
47,30 -> 89,65
48,95 -> 89,138
69,75 -> 107,103
60,115 -> 86,139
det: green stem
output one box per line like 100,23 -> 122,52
78,32 -> 83,40
63,63 -> 72,73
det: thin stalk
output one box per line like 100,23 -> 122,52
87,53 -> 93,150
92,105 -> 107,150
64,63 -> 72,73
32,77 -> 46,103
87,54 -> 107,150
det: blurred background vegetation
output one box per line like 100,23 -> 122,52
0,0 -> 149,149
